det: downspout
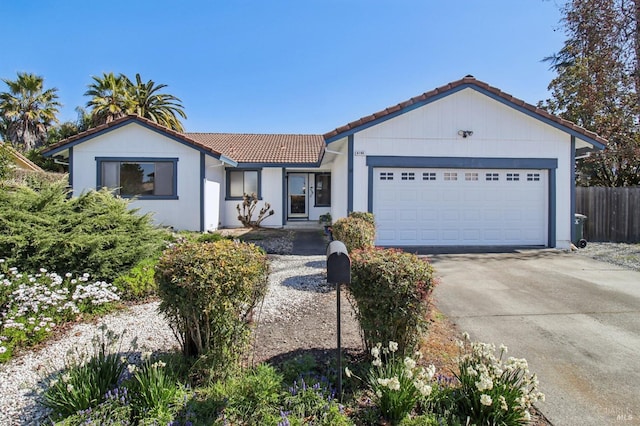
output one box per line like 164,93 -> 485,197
570,136 -> 576,245
347,135 -> 354,213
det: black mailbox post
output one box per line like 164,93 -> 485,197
326,240 -> 350,399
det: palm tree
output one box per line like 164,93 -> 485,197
84,72 -> 132,126
85,72 -> 187,131
128,73 -> 187,131
0,72 -> 60,151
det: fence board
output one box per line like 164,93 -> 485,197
576,187 -> 640,243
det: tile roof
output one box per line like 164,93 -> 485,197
323,75 -> 608,148
185,133 -> 325,164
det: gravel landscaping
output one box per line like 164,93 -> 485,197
573,242 -> 640,271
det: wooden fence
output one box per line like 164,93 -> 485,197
575,186 -> 640,243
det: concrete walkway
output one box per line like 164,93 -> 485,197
431,250 -> 640,426
291,230 -> 328,255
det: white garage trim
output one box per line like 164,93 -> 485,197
366,156 -> 558,247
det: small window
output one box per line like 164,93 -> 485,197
401,172 -> 415,181
444,172 -> 458,181
228,170 -> 260,198
485,173 -> 499,181
527,173 -> 541,181
315,173 -> 331,206
380,172 -> 394,181
507,173 -> 520,181
422,172 -> 436,181
98,158 -> 177,198
465,172 -> 478,181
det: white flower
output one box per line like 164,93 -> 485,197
67,384 -> 74,392
65,273 -> 72,278
0,346 -> 6,354
141,350 -> 152,361
377,378 -> 389,387
480,394 -> 493,406
388,341 -> 398,353
499,344 -> 508,354
499,395 -> 508,411
127,364 -> 137,374
467,366 -> 477,376
404,357 -> 416,370
523,410 -> 531,421
372,358 -> 382,367
345,367 -> 352,378
371,346 -> 380,358
416,382 -> 432,396
152,360 -> 166,368
387,376 -> 401,391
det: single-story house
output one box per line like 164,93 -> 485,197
43,76 -> 606,249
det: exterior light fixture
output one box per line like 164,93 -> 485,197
458,130 -> 474,138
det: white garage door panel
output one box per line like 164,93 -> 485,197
374,168 -> 547,246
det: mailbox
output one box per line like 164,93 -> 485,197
326,241 -> 351,284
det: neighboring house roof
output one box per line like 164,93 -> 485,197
185,133 -> 325,165
0,142 -> 44,172
323,75 -> 608,149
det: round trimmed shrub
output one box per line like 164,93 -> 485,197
330,213 -> 376,253
348,248 -> 435,355
155,240 -> 269,374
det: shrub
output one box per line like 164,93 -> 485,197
41,326 -> 127,419
236,192 -> 275,228
447,334 -> 545,425
113,257 -> 158,301
156,240 -> 269,375
195,232 -> 227,243
348,248 -> 435,355
348,211 -> 375,227
0,181 -> 167,282
330,214 -> 376,253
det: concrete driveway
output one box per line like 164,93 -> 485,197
430,250 -> 640,426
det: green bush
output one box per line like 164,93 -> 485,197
0,181 -> 167,282
195,232 -> 227,243
113,257 -> 158,301
330,214 -> 376,253
348,211 -> 375,226
156,240 -> 269,375
348,248 -> 435,355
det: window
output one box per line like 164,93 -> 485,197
507,173 -> 520,181
527,173 -> 541,181
315,173 -> 331,206
422,172 -> 436,181
485,173 -> 499,181
401,172 -> 415,181
465,172 -> 479,181
444,172 -> 458,181
380,172 -> 394,180
227,169 -> 260,198
98,158 -> 177,198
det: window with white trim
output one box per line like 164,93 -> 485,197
527,173 -> 541,181
401,172 -> 415,181
98,159 -> 176,198
422,172 -> 436,181
485,173 -> 499,181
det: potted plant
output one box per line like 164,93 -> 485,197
319,212 -> 332,235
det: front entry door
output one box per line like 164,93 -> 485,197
288,173 -> 308,218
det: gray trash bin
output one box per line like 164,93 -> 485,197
574,213 -> 587,248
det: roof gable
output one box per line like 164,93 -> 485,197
42,115 -> 236,165
1,142 -> 44,172
323,76 -> 607,149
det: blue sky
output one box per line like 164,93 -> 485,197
1,0 -> 565,134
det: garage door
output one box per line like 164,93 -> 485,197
373,168 -> 547,246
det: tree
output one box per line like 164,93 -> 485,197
128,73 -> 187,131
541,0 -> 640,187
84,72 -> 132,127
85,72 -> 187,131
0,72 -> 61,152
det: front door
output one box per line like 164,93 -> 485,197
288,173 -> 308,218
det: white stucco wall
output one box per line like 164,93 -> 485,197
71,123 -> 206,231
328,88 -> 575,248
